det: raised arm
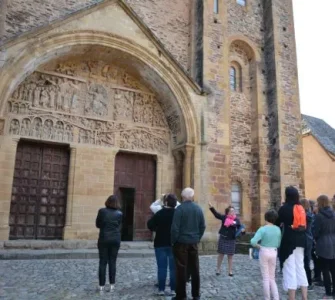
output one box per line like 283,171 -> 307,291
209,207 -> 225,221
150,199 -> 163,214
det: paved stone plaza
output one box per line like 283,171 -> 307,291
0,255 -> 324,300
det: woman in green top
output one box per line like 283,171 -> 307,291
250,210 -> 282,300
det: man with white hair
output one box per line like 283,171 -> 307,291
171,187 -> 206,300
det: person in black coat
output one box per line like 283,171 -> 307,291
313,195 -> 335,297
275,186 -> 308,300
147,194 -> 177,296
96,195 -> 122,292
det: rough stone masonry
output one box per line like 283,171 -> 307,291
0,0 -> 303,241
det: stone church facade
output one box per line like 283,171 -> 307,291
0,0 -> 303,241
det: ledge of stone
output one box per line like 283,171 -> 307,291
0,238 -> 251,259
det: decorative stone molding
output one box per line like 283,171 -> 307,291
0,30 -> 199,146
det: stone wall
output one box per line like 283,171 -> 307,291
2,0 -> 191,72
273,0 -> 304,194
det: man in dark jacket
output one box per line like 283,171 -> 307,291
147,194 -> 178,296
171,187 -> 206,300
313,195 -> 335,297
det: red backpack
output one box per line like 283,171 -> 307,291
291,204 -> 306,231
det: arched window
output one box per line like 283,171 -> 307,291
231,182 -> 242,215
230,67 -> 237,91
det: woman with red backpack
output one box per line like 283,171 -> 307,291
276,186 -> 308,300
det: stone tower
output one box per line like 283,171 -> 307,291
0,0 -> 302,241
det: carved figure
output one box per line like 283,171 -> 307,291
49,88 -> 56,109
12,103 -> 19,114
43,119 -> 53,139
79,129 -> 88,143
56,92 -> 63,111
87,85 -> 108,117
9,119 -> 20,135
20,118 -> 31,136
33,88 -> 41,107
32,118 -> 43,138
55,121 -> 64,141
19,104 -> 26,114
64,125 -> 73,142
27,85 -> 34,103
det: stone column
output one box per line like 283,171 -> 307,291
155,155 -> 163,199
183,145 -> 194,188
173,150 -> 184,196
0,137 -> 18,240
64,147 -> 77,229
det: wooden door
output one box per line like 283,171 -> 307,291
9,142 -> 70,240
114,152 -> 156,241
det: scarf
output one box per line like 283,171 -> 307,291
224,214 -> 236,227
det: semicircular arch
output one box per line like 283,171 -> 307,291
0,30 -> 198,146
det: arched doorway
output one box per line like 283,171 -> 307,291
0,32 -> 198,240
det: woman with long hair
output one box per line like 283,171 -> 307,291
275,186 -> 308,300
96,195 -> 122,292
313,195 -> 335,298
208,203 -> 242,276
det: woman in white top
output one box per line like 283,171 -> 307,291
150,194 -> 180,214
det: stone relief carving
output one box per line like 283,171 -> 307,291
5,60 -> 180,154
120,129 -> 169,154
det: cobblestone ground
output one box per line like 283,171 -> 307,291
0,255 -> 325,300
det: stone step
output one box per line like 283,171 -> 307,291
0,240 -> 154,250
0,242 -> 250,260
0,249 -> 155,260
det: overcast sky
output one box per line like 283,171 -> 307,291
293,0 -> 335,128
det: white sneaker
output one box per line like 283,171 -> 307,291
98,286 -> 104,292
156,290 -> 165,296
109,284 -> 115,292
169,290 -> 176,296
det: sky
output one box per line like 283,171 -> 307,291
293,0 -> 335,129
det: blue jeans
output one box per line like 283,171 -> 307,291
155,247 -> 176,292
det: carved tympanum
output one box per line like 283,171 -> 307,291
5,60 -> 179,154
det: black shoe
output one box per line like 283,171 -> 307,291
229,273 -> 234,277
315,281 -> 324,287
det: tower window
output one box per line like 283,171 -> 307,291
214,0 -> 219,14
230,67 -> 237,91
237,0 -> 246,6
231,182 -> 242,216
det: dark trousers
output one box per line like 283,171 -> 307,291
155,247 -> 176,292
98,243 -> 119,286
312,250 -> 322,280
173,243 -> 200,299
304,255 -> 312,286
319,257 -> 335,295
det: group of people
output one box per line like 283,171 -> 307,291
251,187 -> 335,300
95,186 -> 335,300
